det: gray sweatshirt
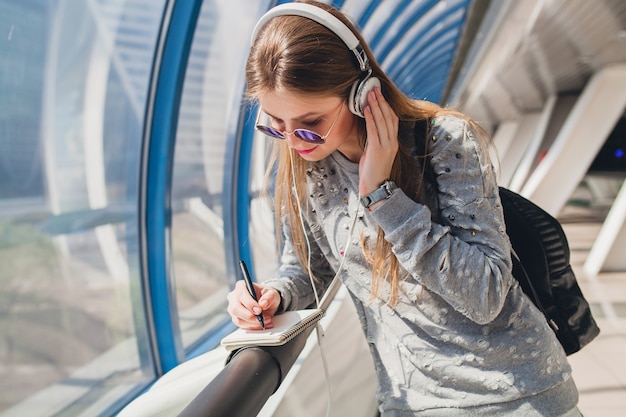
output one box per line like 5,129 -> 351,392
264,115 -> 578,416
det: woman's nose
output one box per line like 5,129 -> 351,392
284,131 -> 299,147
280,125 -> 299,145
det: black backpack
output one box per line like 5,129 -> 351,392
499,187 -> 600,355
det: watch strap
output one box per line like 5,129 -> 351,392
360,180 -> 397,208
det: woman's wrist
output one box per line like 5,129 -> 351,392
360,179 -> 398,210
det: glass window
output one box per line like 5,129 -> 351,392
171,0 -> 271,352
0,0 -> 165,415
247,133 -> 280,283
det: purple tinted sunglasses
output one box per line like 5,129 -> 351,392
255,103 -> 343,145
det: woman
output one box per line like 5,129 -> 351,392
227,1 -> 581,415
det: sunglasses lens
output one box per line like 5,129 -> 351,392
256,125 -> 284,139
294,130 -> 324,144
255,124 -> 325,144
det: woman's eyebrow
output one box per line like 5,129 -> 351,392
264,110 -> 325,121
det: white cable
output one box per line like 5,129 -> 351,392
315,324 -> 332,417
289,148 -> 320,307
288,148 -> 360,308
288,148 -> 361,417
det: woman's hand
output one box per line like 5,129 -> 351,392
359,87 -> 399,197
226,280 -> 281,329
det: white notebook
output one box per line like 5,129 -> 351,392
220,308 -> 325,351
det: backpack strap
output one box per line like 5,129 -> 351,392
510,247 -> 559,332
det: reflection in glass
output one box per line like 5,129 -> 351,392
0,1 -> 165,415
170,0 -> 270,352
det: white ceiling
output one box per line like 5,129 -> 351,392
449,0 -> 626,130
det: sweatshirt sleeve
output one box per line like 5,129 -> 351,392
368,115 -> 513,324
262,214 -> 336,312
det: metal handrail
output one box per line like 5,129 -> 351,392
177,325 -> 315,417
178,280 -> 343,417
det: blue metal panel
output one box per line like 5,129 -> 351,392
236,106 -> 258,271
368,0 -> 417,52
383,3 -> 468,102
399,46 -> 457,102
392,28 -> 460,81
373,0 -> 439,63
222,102 -> 257,291
141,0 -> 203,374
410,54 -> 456,101
357,0 -> 382,28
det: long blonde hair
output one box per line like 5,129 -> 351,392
246,1 -> 489,306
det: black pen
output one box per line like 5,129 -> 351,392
239,260 -> 265,329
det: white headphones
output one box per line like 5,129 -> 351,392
250,2 -> 381,118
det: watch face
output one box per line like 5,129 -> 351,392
384,180 -> 397,195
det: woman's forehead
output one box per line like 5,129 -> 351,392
259,90 -> 343,119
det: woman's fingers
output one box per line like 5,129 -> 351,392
226,285 -> 258,328
360,88 -> 399,195
378,90 -> 399,141
366,88 -> 398,147
258,286 -> 281,315
226,281 -> 277,329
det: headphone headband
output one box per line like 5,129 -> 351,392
250,3 -> 369,71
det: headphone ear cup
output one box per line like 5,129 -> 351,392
348,76 -> 381,118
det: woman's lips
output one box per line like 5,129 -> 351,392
295,146 -> 317,155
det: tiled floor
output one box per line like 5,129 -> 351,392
561,222 -> 626,417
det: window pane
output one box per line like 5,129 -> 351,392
0,1 -> 165,415
171,0 -> 270,351
248,133 -> 280,282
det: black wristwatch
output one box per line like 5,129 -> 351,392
360,180 -> 398,209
